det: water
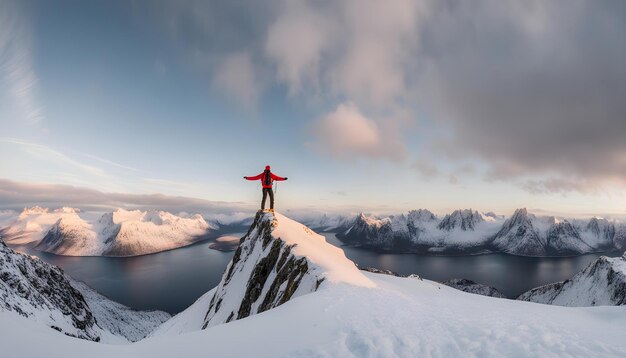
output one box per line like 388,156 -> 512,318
14,236 -> 239,314
12,232 -> 622,314
323,233 -> 623,298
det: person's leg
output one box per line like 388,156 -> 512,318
269,188 -> 275,210
261,188 -> 268,210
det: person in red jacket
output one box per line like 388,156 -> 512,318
244,165 -> 288,211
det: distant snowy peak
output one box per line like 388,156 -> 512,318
492,208 -> 617,256
407,209 -> 438,224
2,207 -> 84,246
4,207 -> 214,257
442,278 -> 507,298
202,211 -> 372,329
437,209 -> 484,231
518,255 -> 626,306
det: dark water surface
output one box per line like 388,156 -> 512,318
12,232 -> 622,314
323,234 -> 623,298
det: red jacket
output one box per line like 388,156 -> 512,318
245,170 -> 286,188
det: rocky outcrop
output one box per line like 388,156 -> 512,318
437,209 -> 484,231
442,278 -> 507,298
518,254 -> 626,306
202,211 -> 372,329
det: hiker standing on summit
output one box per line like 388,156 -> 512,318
244,165 -> 287,211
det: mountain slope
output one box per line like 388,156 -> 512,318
518,254 -> 626,306
4,270 -> 626,357
0,239 -> 169,342
201,211 -> 373,329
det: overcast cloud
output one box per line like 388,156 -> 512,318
139,0 -> 626,193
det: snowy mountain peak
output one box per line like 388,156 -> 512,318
407,209 -> 437,223
518,255 -> 626,306
201,211 -> 373,329
437,209 -> 484,231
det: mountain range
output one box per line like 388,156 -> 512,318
336,208 -> 626,256
0,207 -> 214,257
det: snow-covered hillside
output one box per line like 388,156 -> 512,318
0,239 -> 169,342
518,254 -> 626,306
2,213 -> 626,357
339,208 -> 624,256
1,207 -> 214,257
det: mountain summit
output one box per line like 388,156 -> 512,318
201,211 -> 373,329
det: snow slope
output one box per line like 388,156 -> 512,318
0,239 -> 169,342
518,254 -> 626,306
2,207 -> 214,257
2,271 -> 626,357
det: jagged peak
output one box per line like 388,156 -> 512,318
262,212 -> 374,287
202,211 -> 373,329
407,209 -> 437,222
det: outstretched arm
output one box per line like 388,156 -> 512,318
271,173 -> 287,181
244,172 -> 264,180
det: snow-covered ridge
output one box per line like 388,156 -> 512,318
518,253 -> 626,306
442,278 -> 506,298
201,211 -> 373,329
0,239 -> 169,342
1,207 -> 214,257
338,208 -> 626,256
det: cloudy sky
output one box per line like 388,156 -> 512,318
1,0 -> 625,217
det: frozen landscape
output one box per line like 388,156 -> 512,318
0,207 -> 215,256
1,212 -> 626,357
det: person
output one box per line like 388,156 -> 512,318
244,165 -> 287,211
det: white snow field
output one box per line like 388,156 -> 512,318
1,212 -> 626,357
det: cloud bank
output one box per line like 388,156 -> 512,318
131,1 -> 626,192
0,179 -> 252,216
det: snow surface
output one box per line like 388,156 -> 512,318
2,271 -> 626,357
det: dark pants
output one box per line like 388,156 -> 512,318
261,188 -> 274,210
